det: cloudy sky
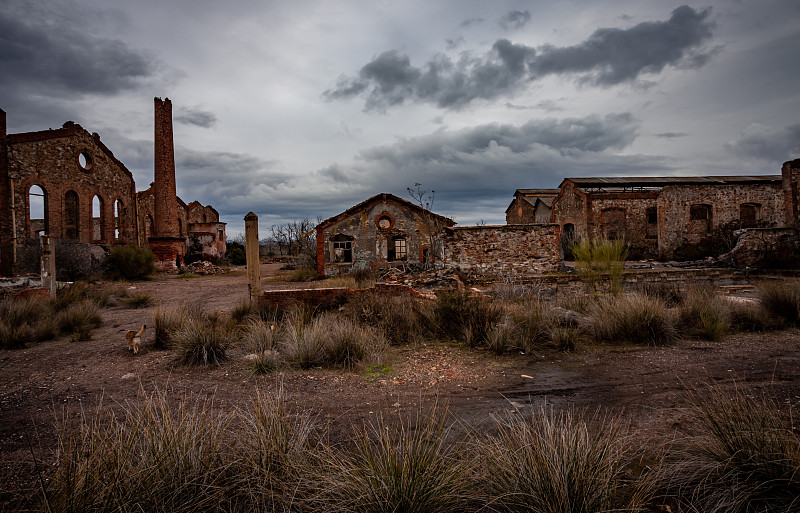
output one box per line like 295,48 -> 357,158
2,0 -> 798,235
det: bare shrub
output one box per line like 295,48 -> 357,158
678,285 -> 731,341
587,293 -> 677,346
343,293 -> 433,345
758,279 -> 800,326
433,291 -> 502,345
657,386 -> 800,513
314,404 -> 468,512
474,406 -> 649,513
728,299 -> 773,332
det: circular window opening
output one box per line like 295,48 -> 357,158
78,151 -> 93,171
377,214 -> 393,230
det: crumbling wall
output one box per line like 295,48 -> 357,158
187,202 -> 219,223
6,122 -> 137,247
585,193 -> 658,257
506,197 -> 537,224
782,159 -> 800,228
658,183 -> 786,259
444,224 -> 561,276
551,183 -> 586,235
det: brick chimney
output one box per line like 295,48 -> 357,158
149,98 -> 185,269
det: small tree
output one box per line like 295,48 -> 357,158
407,183 -> 447,268
107,244 -> 156,279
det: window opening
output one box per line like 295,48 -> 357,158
92,195 -> 104,241
114,200 -> 122,240
332,234 -> 353,263
145,214 -> 154,240
646,207 -> 658,239
390,236 -> 407,261
740,203 -> 760,228
28,185 -> 47,238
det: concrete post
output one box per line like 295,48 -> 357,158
40,235 -> 56,298
244,212 -> 260,299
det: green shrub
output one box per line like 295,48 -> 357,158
433,291 -> 502,345
572,237 -> 628,295
225,241 -> 247,265
108,244 -> 156,279
657,387 -> 800,513
475,407 -> 647,513
314,405 -> 467,512
678,285 -> 731,341
588,292 -> 677,345
758,279 -> 800,326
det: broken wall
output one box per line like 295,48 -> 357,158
444,224 -> 561,276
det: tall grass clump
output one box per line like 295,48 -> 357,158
678,285 -> 731,341
45,389 -> 233,513
572,237 -> 628,295
433,291 -> 502,345
486,299 -> 561,354
657,387 -> 800,513
153,303 -> 206,349
588,292 -> 677,345
314,405 -> 468,512
235,390 -> 316,508
123,291 -> 155,309
173,319 -> 232,365
0,296 -> 57,348
54,299 -> 102,341
758,279 -> 800,326
107,243 -> 156,280
281,313 -> 387,370
475,406 -> 648,513
230,299 -> 258,322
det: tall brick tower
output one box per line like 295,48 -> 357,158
149,98 -> 185,269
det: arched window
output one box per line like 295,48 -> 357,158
92,195 -> 104,241
64,190 -> 79,239
145,214 -> 154,240
114,200 -> 123,241
331,233 -> 353,263
28,185 -> 47,238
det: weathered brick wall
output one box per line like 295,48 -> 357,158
187,222 -> 227,261
5,122 -> 137,250
153,98 -> 180,238
444,224 -> 561,275
187,202 -> 219,223
137,189 -> 188,241
319,199 -> 440,275
725,227 -> 798,267
551,183 -> 587,236
658,183 -> 786,258
506,197 -> 536,224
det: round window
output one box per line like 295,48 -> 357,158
78,151 -> 93,171
378,216 -> 391,229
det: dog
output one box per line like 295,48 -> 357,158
126,325 -> 146,354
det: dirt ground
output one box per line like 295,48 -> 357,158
1,264 -> 800,508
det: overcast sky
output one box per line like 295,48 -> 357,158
2,0 -> 798,236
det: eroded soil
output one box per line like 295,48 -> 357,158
2,264 -> 799,509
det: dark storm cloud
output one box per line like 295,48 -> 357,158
174,107 -> 218,128
499,10 -> 531,30
459,18 -> 484,27
655,132 -> 688,139
0,10 -> 156,98
725,123 -> 800,162
359,113 -> 638,166
324,6 -> 714,110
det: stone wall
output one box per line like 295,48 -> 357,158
585,193 -> 658,257
506,197 -> 537,224
444,224 -> 561,276
5,122 -> 137,247
658,183 -> 786,258
783,159 -> 800,228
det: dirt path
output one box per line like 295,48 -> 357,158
1,267 -> 800,508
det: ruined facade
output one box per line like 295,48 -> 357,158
315,193 -> 455,276
505,189 -> 559,224
0,99 -> 226,276
550,175 -> 789,259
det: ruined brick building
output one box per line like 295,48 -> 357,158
315,193 -> 455,276
505,189 -> 560,224
0,98 -> 226,276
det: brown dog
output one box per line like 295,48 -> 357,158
126,325 -> 146,354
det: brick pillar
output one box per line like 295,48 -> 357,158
0,108 -> 12,276
149,98 -> 184,270
316,226 -> 325,276
782,159 -> 800,229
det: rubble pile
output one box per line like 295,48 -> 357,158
184,260 -> 226,275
